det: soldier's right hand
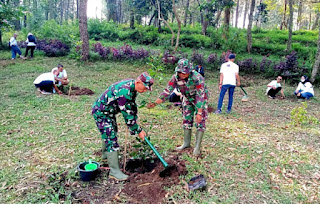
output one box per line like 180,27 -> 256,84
147,102 -> 156,109
138,130 -> 146,141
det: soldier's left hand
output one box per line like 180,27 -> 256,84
196,114 -> 202,124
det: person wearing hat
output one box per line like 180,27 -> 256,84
294,75 -> 314,99
215,54 -> 240,114
148,59 -> 209,156
92,72 -> 154,181
25,33 -> 37,58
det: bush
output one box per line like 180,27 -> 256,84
290,102 -> 319,126
37,39 -> 70,57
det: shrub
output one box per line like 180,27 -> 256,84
238,58 -> 258,73
162,50 -> 178,64
191,49 -> 205,65
92,42 -> 110,58
290,102 -> 319,126
35,39 -> 69,57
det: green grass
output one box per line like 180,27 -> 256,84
0,51 -> 319,203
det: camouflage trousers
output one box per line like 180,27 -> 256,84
182,100 -> 208,132
92,110 -> 119,152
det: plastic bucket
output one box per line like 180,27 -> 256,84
77,161 -> 100,181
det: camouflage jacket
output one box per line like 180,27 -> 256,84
159,71 -> 208,111
92,79 -> 142,135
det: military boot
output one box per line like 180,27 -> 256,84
106,151 -> 128,181
101,140 -> 108,160
176,129 -> 192,150
193,130 -> 204,156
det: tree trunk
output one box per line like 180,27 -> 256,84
65,0 -> 70,21
243,0 -> 249,28
79,0 -> 89,61
202,0 -> 211,35
235,0 -> 240,28
247,0 -> 255,53
172,0 -> 181,52
107,0 -> 117,22
76,0 -> 79,19
280,0 -> 287,30
312,12 -> 320,30
297,1 -> 302,30
0,30 -> 2,47
184,0 -> 190,27
309,9 -> 312,30
130,10 -> 135,29
224,7 -> 231,33
13,0 -> 21,30
213,9 -> 222,27
311,19 -> 320,82
157,0 -> 174,46
60,0 -> 64,25
149,12 -> 156,26
196,0 -> 204,25
287,0 -> 293,51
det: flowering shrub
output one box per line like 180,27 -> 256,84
238,58 -> 258,73
92,42 -> 110,58
162,50 -> 178,64
191,49 -> 205,65
207,53 -> 217,64
274,51 -> 301,80
27,39 -> 70,57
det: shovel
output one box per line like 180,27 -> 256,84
144,137 -> 175,177
240,86 -> 249,102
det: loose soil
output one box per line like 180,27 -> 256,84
123,155 -> 187,204
66,86 -> 94,95
51,155 -> 187,203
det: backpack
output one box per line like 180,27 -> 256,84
28,35 -> 36,43
8,40 -> 11,49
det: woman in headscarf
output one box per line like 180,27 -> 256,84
294,75 -> 314,99
25,33 -> 37,58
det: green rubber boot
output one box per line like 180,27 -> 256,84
176,129 -> 192,150
101,140 -> 108,160
106,151 -> 128,181
193,131 -> 204,156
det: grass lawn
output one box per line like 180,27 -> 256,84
0,51 -> 319,203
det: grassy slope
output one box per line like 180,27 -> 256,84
0,51 -> 319,203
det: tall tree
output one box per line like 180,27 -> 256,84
13,0 -> 21,30
312,12 -> 320,30
311,18 -> 320,82
235,0 -> 240,27
172,0 -> 181,52
287,0 -> 293,51
224,6 -> 231,32
79,0 -> 89,61
184,0 -> 190,27
243,0 -> 249,28
247,0 -> 255,53
297,0 -> 302,30
280,0 -> 287,30
107,0 -> 118,22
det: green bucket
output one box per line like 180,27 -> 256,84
84,159 -> 98,171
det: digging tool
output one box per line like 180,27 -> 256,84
240,85 -> 249,102
144,137 -> 175,177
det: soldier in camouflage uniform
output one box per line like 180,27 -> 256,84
92,72 -> 154,180
149,59 -> 208,156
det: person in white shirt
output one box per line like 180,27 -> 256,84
294,75 -> 314,99
215,54 -> 240,114
9,33 -> 24,60
33,68 -> 62,95
52,64 -> 69,87
24,33 -> 37,58
266,76 -> 285,99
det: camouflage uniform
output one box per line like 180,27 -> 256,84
159,59 -> 209,131
92,73 -> 153,152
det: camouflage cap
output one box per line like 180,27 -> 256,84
137,72 -> 154,91
175,58 -> 192,74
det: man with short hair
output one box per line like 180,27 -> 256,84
10,33 -> 24,60
215,54 -> 240,114
266,76 -> 285,99
53,64 -> 69,86
92,72 -> 153,181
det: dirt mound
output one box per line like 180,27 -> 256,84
67,86 -> 94,95
123,155 -> 187,204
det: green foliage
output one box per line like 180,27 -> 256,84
130,137 -> 154,160
147,55 -> 165,81
88,19 -> 119,41
290,102 -> 319,126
